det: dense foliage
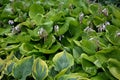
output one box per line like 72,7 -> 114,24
1,0 -> 120,80
91,0 -> 120,7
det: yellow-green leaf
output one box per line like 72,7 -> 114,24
53,51 -> 74,71
32,58 -> 48,80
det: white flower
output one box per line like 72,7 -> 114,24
79,12 -> 84,23
11,25 -> 21,34
8,20 -> 14,25
105,21 -> 110,26
89,37 -> 94,40
38,27 -> 48,38
59,35 -> 64,41
97,24 -> 106,32
116,32 -> 120,37
9,0 -> 14,2
102,8 -> 108,16
84,26 -> 94,32
97,21 -> 110,32
54,25 -> 59,32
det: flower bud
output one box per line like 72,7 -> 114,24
84,26 -> 94,32
102,8 -> 108,16
79,12 -> 84,23
8,20 -> 14,25
54,25 -> 59,32
117,32 -> 120,37
105,21 -> 110,26
38,27 -> 48,38
97,24 -> 106,32
11,25 -> 21,34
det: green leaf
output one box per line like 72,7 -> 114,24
3,35 -> 20,44
81,54 -> 97,76
80,40 -> 97,55
12,56 -> 34,80
1,4 -> 14,18
55,68 -> 68,80
42,34 -> 56,49
12,1 -> 24,11
19,43 -> 34,55
68,17 -> 82,39
4,44 -> 19,51
106,25 -> 120,45
37,42 -> 61,54
73,46 -> 83,59
110,6 -> 120,19
56,21 -> 69,36
0,58 -> 5,72
32,58 -> 48,80
3,60 -> 14,75
42,21 -> 53,34
90,72 -> 109,80
18,19 -> 35,28
45,10 -> 65,22
96,46 -> 120,66
93,16 -> 105,26
81,53 -> 97,64
29,3 -> 45,18
79,0 -> 89,14
16,32 -> 31,43
111,17 -> 120,28
27,27 -> 40,41
89,4 -> 99,15
58,73 -> 89,80
0,27 -> 11,35
53,51 -> 74,71
107,58 -> 120,80
29,3 -> 45,25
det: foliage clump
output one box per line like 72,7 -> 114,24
1,0 -> 120,80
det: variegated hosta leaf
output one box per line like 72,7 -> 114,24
53,51 -> 74,71
3,60 -> 14,75
32,58 -> 48,80
12,56 -> 34,80
19,43 -> 34,55
0,58 -> 5,72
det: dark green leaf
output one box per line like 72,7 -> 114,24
12,56 -> 34,80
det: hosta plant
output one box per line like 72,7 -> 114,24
1,0 -> 120,80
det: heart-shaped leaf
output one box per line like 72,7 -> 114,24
53,50 -> 74,71
32,58 -> 48,80
12,56 -> 34,80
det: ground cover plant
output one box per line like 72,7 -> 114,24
1,0 -> 120,80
